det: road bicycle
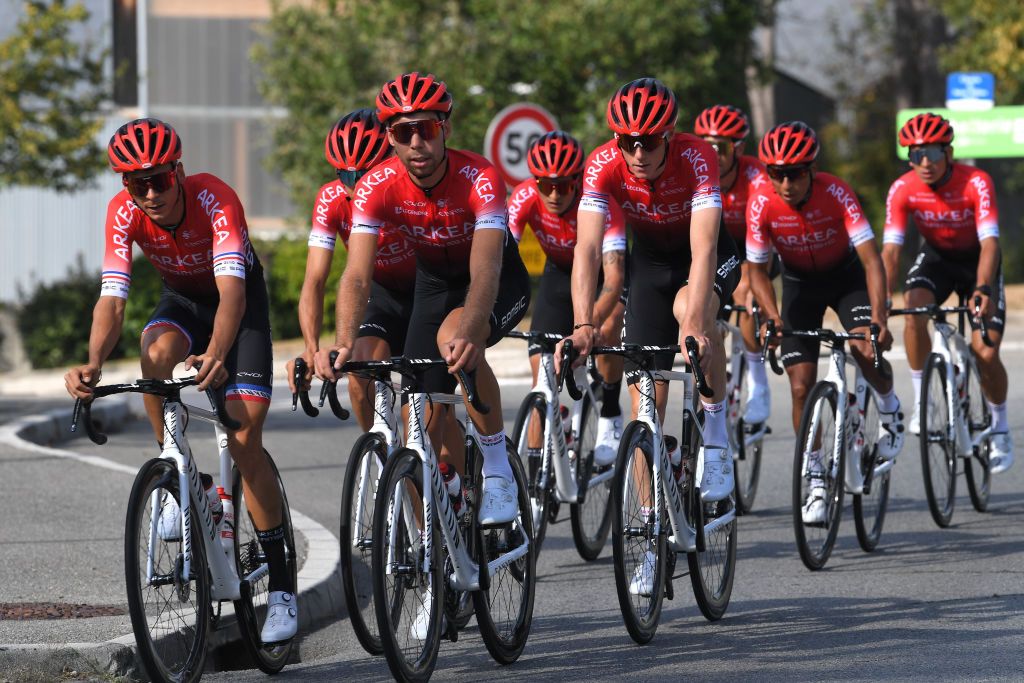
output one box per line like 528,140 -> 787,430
890,295 -> 995,527
579,338 -> 737,644
71,374 -> 295,682
764,322 -> 893,569
507,330 -> 613,560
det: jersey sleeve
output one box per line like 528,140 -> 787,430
506,182 -> 535,243
745,191 -> 772,264
968,169 -> 1000,242
100,194 -> 138,299
203,180 -> 248,280
686,139 -> 723,213
469,163 -> 507,231
579,145 -> 618,217
833,179 -> 875,248
602,196 -> 627,253
882,178 -> 910,245
308,183 -> 342,251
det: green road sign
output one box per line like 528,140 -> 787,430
895,107 -> 1024,159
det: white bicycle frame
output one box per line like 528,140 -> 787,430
928,321 -> 992,456
349,379 -> 402,552
716,318 -> 769,452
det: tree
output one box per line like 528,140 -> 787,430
0,1 -> 107,192
254,0 -> 767,221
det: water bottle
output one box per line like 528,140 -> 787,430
665,435 -> 684,484
438,462 -> 466,518
200,473 -> 224,526
560,405 -> 573,446
217,488 -> 235,554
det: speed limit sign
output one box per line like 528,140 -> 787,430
483,103 -> 559,189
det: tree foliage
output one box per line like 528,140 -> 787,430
0,1 -> 108,191
254,0 -> 766,222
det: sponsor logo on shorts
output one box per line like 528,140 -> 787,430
500,295 -> 528,329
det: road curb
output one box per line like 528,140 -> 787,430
0,402 -> 345,680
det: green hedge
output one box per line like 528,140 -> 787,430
255,236 -> 346,341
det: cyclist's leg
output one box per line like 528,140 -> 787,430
779,276 -> 827,432
349,281 -> 407,431
596,301 -> 625,411
965,267 -> 1012,470
139,293 -> 202,443
526,260 -> 573,450
903,246 -> 950,415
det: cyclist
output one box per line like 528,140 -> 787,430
694,104 -> 772,424
747,121 -> 905,524
507,131 -> 628,466
882,112 -> 1013,473
63,118 -> 297,643
317,72 -> 530,527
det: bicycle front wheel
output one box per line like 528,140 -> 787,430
611,421 -> 666,645
511,391 -> 551,552
853,388 -> 890,552
125,458 -> 209,683
793,381 -> 845,570
921,353 -> 956,527
570,390 -> 613,560
963,356 -> 992,512
232,451 -> 297,673
339,432 -> 388,655
372,448 -> 441,683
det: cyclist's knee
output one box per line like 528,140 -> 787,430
140,332 -> 187,376
972,337 -> 1001,366
905,287 -> 934,308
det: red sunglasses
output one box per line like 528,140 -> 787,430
388,119 -> 444,145
536,176 -> 578,195
123,164 -> 178,196
616,133 -> 665,153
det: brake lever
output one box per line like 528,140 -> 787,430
558,340 -> 583,401
684,336 -> 714,398
974,295 -> 994,347
70,397 -> 107,445
761,320 -> 784,375
291,357 -> 319,417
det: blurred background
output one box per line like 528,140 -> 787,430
2,0 -> 1021,371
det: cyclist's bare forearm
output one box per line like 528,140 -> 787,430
748,261 -> 779,321
460,229 -> 503,340
571,211 -> 605,327
685,208 -> 720,331
976,237 -> 1000,289
881,243 -> 901,302
334,232 -> 376,349
856,240 -> 888,325
593,249 -> 625,324
299,248 -> 333,353
207,276 -> 246,361
88,296 -> 126,369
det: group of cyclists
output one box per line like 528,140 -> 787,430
63,69 -> 1014,668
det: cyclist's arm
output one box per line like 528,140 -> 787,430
748,260 -> 778,321
571,208 -> 604,329
460,227 -> 504,341
684,206 -> 721,332
334,231 -> 376,352
204,275 -> 246,363
594,249 -> 625,324
881,243 -> 901,304
881,179 -> 909,303
299,248 -> 334,356
855,239 -> 888,327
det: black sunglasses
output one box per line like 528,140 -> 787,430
337,169 -> 368,188
123,163 -> 178,196
908,145 -> 947,165
766,164 -> 811,182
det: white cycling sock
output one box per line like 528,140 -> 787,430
988,401 -> 1008,433
701,401 -> 729,448
910,369 -> 923,406
745,351 -> 768,388
479,430 -> 514,480
878,387 -> 900,413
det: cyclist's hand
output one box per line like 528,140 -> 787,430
187,353 -> 227,392
315,345 -> 349,381
556,325 -> 597,374
444,335 -> 483,373
286,350 -> 315,394
760,316 -> 783,349
875,323 -> 894,352
681,324 -> 712,374
974,292 -> 993,320
65,364 -> 101,400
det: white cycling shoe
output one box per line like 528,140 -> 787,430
877,402 -> 905,461
802,485 -> 827,525
478,476 -> 519,525
700,445 -> 734,502
628,550 -> 656,596
594,415 -> 623,467
409,586 -> 432,641
990,433 -> 1014,474
908,403 -> 921,436
157,493 -> 182,541
744,382 -> 771,425
261,591 -> 298,644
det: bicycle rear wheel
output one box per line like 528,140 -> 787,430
372,448 -> 441,683
921,353 -> 956,527
125,458 -> 209,683
512,391 -> 551,552
853,389 -> 890,552
474,440 -> 537,664
732,417 -> 763,516
611,421 -> 666,644
963,357 -> 992,512
232,451 -> 297,673
339,432 -> 388,655
570,390 -> 613,560
793,381 -> 845,570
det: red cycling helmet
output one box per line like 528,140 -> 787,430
107,118 -> 182,172
759,121 -> 819,166
898,112 -> 954,147
527,131 -> 584,178
325,109 -> 391,172
606,78 -> 678,136
694,105 -> 750,140
376,72 -> 453,124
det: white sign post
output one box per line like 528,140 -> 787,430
483,103 -> 559,190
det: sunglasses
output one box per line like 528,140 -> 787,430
705,139 -> 735,155
908,145 -> 946,165
536,176 -> 578,195
337,169 -> 368,188
123,164 -> 178,196
388,119 -> 444,145
616,133 -> 665,153
766,164 -> 811,182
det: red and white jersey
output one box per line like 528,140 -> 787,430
308,179 -> 417,293
722,155 -> 769,243
506,181 -> 627,272
349,149 -> 506,276
101,173 -> 257,300
579,133 -> 722,252
883,163 -> 999,252
746,172 -> 875,274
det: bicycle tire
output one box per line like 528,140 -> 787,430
963,356 -> 992,512
511,391 -> 551,553
792,381 -> 845,570
339,431 -> 388,655
125,457 -> 209,683
473,440 -> 537,664
570,390 -> 613,561
853,388 -> 890,552
921,353 -> 956,527
611,420 -> 666,645
372,448 -> 441,683
733,417 -> 763,516
232,451 -> 297,674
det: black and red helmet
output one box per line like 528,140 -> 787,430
694,105 -> 750,140
376,72 -> 453,124
325,109 -> 391,172
759,121 -> 819,166
527,131 -> 584,178
107,118 -> 182,172
898,113 -> 954,147
606,78 -> 678,136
